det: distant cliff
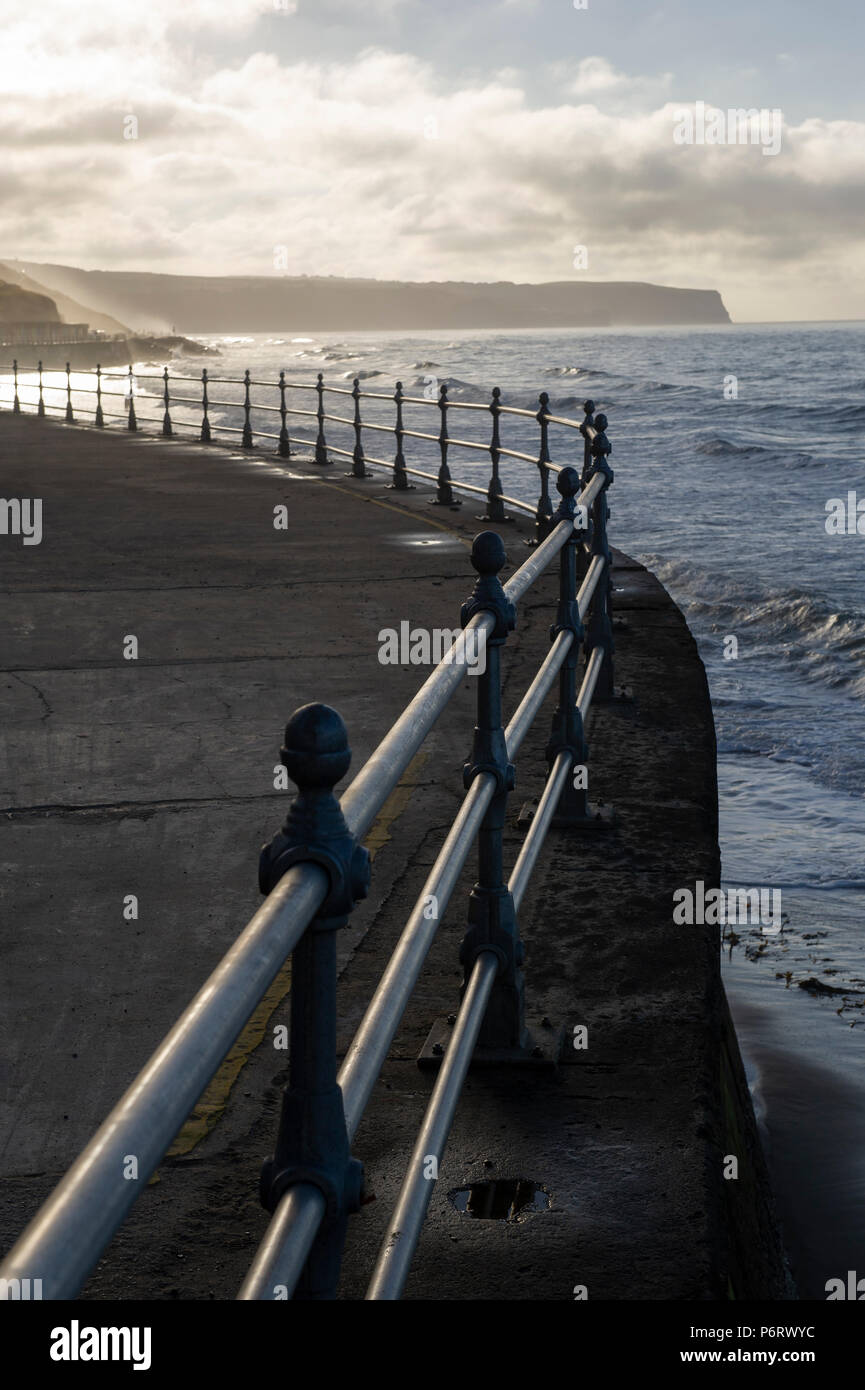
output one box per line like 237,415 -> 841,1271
0,279 -> 61,324
3,260 -> 731,332
0,263 -> 129,335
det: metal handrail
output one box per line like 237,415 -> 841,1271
2,360 -> 604,541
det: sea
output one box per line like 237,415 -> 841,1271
5,321 -> 864,1299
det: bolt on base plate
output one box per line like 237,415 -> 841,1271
417,1015 -> 564,1070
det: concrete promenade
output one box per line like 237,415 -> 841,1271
0,412 -> 789,1299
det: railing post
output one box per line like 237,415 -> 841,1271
389,380 -> 412,490
457,533 -> 527,1052
12,359 -> 20,414
162,367 -> 173,437
200,368 -> 211,443
127,366 -> 137,431
258,704 -> 370,1300
545,466 -> 591,823
431,383 -> 460,507
95,364 -> 104,428
37,360 -> 45,417
314,373 -> 329,465
531,391 -> 554,545
585,413 -> 616,701
64,361 -> 74,423
242,368 -> 254,448
577,399 -> 595,582
349,377 -> 369,478
481,386 -> 509,522
278,371 -> 291,457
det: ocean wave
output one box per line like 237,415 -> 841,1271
651,557 -> 865,695
695,437 -> 769,457
694,435 -> 818,468
407,375 -> 482,398
543,365 -> 611,379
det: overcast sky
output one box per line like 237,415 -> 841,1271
1,0 -> 863,321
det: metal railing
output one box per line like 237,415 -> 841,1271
2,357 -> 605,543
0,369 -> 617,1301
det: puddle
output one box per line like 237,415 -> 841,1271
383,531 -> 465,549
449,1179 -> 550,1221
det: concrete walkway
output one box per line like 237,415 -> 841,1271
0,412 -> 788,1299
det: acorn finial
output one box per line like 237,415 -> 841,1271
470,530 -> 508,577
280,703 -> 351,790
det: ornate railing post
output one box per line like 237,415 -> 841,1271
585,413 -> 615,701
431,383 -> 460,507
545,467 -> 591,823
482,386 -> 509,522
12,359 -> 20,414
531,391 -> 554,545
457,533 -> 527,1051
95,365 -> 104,428
349,377 -> 369,477
64,362 -> 74,423
258,704 -> 370,1300
242,368 -> 254,448
162,367 -> 172,437
37,361 -> 45,417
579,398 -> 595,486
200,368 -> 211,443
314,373 -> 329,465
278,371 -> 291,458
576,398 -> 595,582
126,366 -> 137,432
389,380 -> 412,490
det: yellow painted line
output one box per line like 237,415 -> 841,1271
161,749 -> 429,1165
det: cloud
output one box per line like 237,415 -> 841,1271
0,21 -> 862,321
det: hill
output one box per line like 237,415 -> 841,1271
2,260 -> 731,332
0,279 -> 61,324
0,263 -> 130,335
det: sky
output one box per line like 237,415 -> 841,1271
1,0 -> 863,321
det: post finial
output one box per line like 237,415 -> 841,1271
280,702 -> 351,791
470,530 -> 507,577
259,702 -> 370,916
556,465 -> 581,499
462,531 -> 515,639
